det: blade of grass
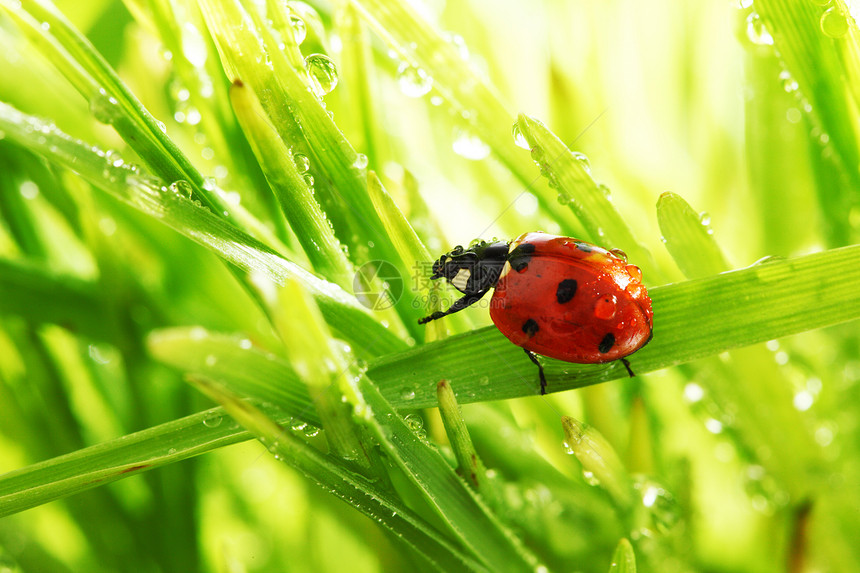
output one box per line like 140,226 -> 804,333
4,244 -> 860,516
351,0 -> 579,231
516,114 -> 657,277
368,242 -> 860,405
186,376 -> 489,573
656,192 -> 730,278
200,0 -> 423,335
229,78 -> 353,288
751,0 -> 860,245
0,0 -> 278,243
0,258 -> 112,342
350,373 -> 543,572
0,101 -> 405,355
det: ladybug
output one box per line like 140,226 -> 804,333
418,232 -> 653,394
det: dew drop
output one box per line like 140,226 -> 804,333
19,181 -> 39,200
400,387 -> 416,401
293,153 -> 310,173
820,7 -> 850,38
353,153 -> 368,169
746,13 -> 774,45
303,173 -> 315,187
90,88 -> 120,124
169,180 -> 194,199
397,62 -> 433,97
452,126 -> 490,160
290,15 -> 307,45
203,412 -> 224,428
593,295 -> 617,320
572,152 -> 591,174
582,470 -> 600,486
511,121 -> 530,149
305,54 -> 338,97
683,382 -> 705,403
633,476 -> 681,534
778,69 -> 799,93
609,248 -> 628,262
403,413 -> 424,432
303,424 -> 320,438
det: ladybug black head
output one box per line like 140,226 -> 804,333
430,240 -> 510,294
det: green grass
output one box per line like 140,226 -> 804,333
1,0 -> 860,571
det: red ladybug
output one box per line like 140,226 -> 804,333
419,232 -> 653,394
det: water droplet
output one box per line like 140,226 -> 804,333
793,390 -> 814,411
746,13 -> 774,45
293,153 -> 310,173
598,183 -> 612,199
181,22 -> 208,67
290,15 -> 307,44
778,69 -> 799,93
353,153 -> 368,169
594,295 -> 617,320
625,264 -> 643,282
683,382 -> 705,403
820,7 -> 850,37
90,88 -> 120,124
572,152 -> 591,174
305,54 -> 338,97
582,470 -> 600,486
609,248 -> 628,262
633,476 -> 681,534
397,62 -> 433,97
203,412 -> 224,428
452,126 -> 490,160
404,413 -> 424,432
303,173 -> 315,187
738,0 -> 753,8
19,181 -> 39,199
169,180 -> 194,199
303,424 -> 320,437
478,375 -> 490,386
400,387 -> 416,401
704,418 -> 723,434
511,121 -> 530,149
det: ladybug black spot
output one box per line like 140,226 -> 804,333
522,318 -> 540,337
556,279 -> 578,304
509,243 -> 536,272
598,332 -> 615,354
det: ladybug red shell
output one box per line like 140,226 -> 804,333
418,232 -> 653,394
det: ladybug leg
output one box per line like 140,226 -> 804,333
418,290 -> 488,324
523,349 -> 547,395
621,358 -> 635,377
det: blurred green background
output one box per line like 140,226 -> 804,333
1,0 -> 859,571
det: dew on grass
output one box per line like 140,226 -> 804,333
746,13 -> 774,45
169,180 -> 194,199
397,62 -> 433,97
90,88 -> 121,124
293,153 -> 310,173
290,14 -> 307,45
452,126 -> 490,160
511,121 -> 530,149
305,54 -> 338,97
820,7 -> 850,38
